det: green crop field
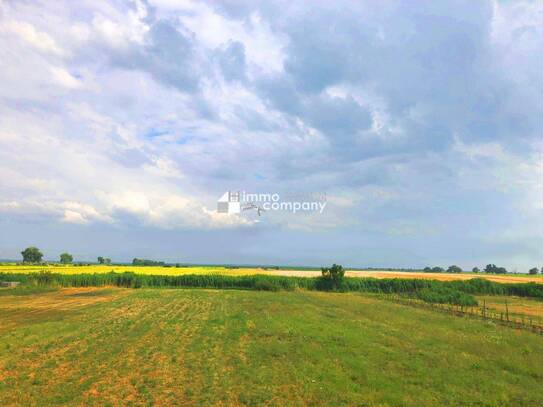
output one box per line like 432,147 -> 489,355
1,287 -> 542,406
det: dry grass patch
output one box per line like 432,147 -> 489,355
478,295 -> 543,319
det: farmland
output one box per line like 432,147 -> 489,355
1,264 -> 542,283
1,287 -> 543,406
2,264 -> 543,405
0,264 -> 240,276
477,295 -> 543,319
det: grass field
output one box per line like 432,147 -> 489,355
1,264 -> 542,283
1,287 -> 542,406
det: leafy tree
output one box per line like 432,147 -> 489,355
21,247 -> 43,263
431,266 -> 444,273
529,267 -> 539,275
59,252 -> 73,264
97,256 -> 105,264
472,267 -> 480,273
423,267 -> 432,273
105,258 -> 111,264
484,264 -> 508,274
321,264 -> 345,288
447,265 -> 463,273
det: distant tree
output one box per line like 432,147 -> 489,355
472,267 -> 480,273
21,246 -> 43,263
431,266 -> 444,273
97,256 -> 105,264
423,267 -> 432,273
105,258 -> 111,264
132,258 -> 165,266
447,265 -> 463,273
59,252 -> 73,264
484,264 -> 508,274
529,267 -> 539,275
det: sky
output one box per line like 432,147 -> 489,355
1,0 -> 543,270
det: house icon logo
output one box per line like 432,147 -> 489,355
217,191 -> 241,214
217,190 -> 325,216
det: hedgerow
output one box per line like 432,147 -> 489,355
2,272 -> 543,306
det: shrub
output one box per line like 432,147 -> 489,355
254,279 -> 280,291
36,270 -> 55,285
416,287 -> 477,306
320,264 -> 345,290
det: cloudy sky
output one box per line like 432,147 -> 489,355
1,0 -> 543,270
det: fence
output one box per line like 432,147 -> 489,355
382,294 -> 543,335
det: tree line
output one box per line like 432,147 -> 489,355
19,247 -> 112,265
14,247 -> 543,275
423,264 -> 543,275
132,258 -> 165,266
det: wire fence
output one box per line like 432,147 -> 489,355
382,294 -> 543,335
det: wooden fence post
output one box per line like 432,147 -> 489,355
382,293 -> 541,336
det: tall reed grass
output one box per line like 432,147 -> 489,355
2,271 -> 543,306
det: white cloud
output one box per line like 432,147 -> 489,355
453,137 -> 506,160
62,201 -> 112,223
1,20 -> 64,56
143,156 -> 184,179
62,210 -> 88,224
177,2 -> 286,74
50,66 -> 82,89
91,12 -> 148,49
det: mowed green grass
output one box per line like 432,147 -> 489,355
1,288 -> 542,406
